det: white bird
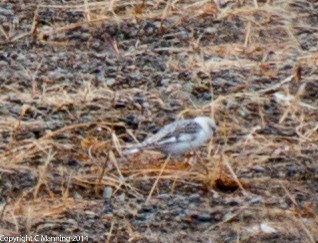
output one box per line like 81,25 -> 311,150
123,116 -> 216,156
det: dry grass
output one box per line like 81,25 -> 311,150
0,0 -> 317,242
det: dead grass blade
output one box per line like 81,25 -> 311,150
146,155 -> 171,204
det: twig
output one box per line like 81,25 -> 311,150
146,155 -> 170,204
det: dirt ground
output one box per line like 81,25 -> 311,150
0,0 -> 317,242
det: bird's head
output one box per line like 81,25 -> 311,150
194,116 -> 217,135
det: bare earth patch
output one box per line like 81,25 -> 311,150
0,0 -> 317,242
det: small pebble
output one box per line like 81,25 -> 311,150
103,187 -> 112,199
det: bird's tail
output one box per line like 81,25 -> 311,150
122,146 -> 141,155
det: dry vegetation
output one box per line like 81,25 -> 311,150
0,0 -> 317,242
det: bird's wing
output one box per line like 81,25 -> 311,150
142,119 -> 202,146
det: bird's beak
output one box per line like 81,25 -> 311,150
209,124 -> 217,134
212,126 -> 216,134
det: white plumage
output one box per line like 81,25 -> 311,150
123,116 -> 216,156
